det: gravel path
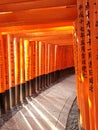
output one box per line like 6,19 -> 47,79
65,98 -> 79,130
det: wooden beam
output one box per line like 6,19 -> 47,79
0,0 -> 76,12
0,22 -> 74,33
0,6 -> 77,27
17,34 -> 74,45
29,37 -> 74,45
0,0 -> 39,4
22,34 -> 73,39
0,0 -> 76,5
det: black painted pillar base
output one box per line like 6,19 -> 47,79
60,70 -> 64,78
53,71 -> 56,82
34,77 -> 41,94
50,72 -> 55,84
28,80 -> 32,97
20,83 -> 27,104
38,76 -> 42,92
25,81 -> 29,97
5,90 -> 10,112
9,87 -> 15,109
41,74 -> 46,90
0,92 -> 6,116
56,70 -> 60,81
54,71 -> 57,82
64,67 -> 75,76
46,73 -> 50,87
15,85 -> 21,106
44,74 -> 48,88
31,79 -> 38,97
63,69 -> 66,76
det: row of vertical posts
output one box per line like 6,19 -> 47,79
74,0 -> 98,129
0,34 -> 74,116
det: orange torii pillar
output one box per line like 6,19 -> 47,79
90,0 -> 98,129
19,38 -> 26,103
45,43 -> 48,88
73,21 -> 81,110
35,41 -> 41,93
75,0 -> 98,129
56,45 -> 60,80
0,35 -> 6,115
74,0 -> 90,129
14,37 -> 21,105
7,34 -> 16,109
46,43 -> 51,86
83,0 -> 95,129
40,42 -> 46,90
54,44 -> 58,82
29,41 -> 38,97
50,44 -> 55,84
24,39 -> 30,98
1,35 -> 10,113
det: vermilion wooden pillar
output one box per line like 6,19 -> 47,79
0,35 -> 6,115
83,0 -> 95,129
40,42 -> 46,90
20,38 -> 26,103
14,37 -> 21,105
8,34 -> 16,109
35,41 -> 41,93
24,39 -> 30,98
75,0 -> 90,129
2,35 -> 10,112
91,0 -> 98,129
75,0 -> 98,129
73,21 -> 80,108
29,41 -> 37,97
45,43 -> 48,88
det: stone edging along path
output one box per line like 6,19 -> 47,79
65,98 -> 79,130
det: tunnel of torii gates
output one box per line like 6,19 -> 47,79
0,0 -> 98,130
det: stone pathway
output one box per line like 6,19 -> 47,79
0,74 -> 76,130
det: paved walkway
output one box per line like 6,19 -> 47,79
0,74 -> 76,130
